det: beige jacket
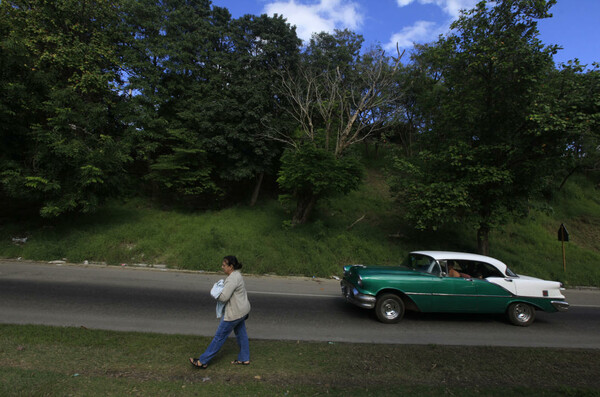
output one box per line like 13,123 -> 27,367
217,270 -> 251,321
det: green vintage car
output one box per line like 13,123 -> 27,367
341,251 -> 569,326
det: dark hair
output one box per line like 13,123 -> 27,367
223,255 -> 242,270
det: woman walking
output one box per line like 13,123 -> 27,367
190,255 -> 251,368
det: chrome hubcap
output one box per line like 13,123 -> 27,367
383,300 -> 399,319
515,304 -> 532,322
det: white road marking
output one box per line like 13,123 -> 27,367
570,304 -> 600,308
248,290 -> 339,298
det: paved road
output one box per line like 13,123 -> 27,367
1,260 -> 599,348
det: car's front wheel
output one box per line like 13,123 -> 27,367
507,302 -> 536,326
375,294 -> 405,324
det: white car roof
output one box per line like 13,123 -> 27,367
410,251 -> 509,275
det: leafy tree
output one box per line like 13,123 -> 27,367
390,0 -> 563,255
381,62 -> 442,158
121,0 -> 225,206
277,145 -> 363,225
207,13 -> 301,205
0,0 -> 129,217
122,2 -> 300,207
531,61 -> 600,189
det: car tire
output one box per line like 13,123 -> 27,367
375,294 -> 405,324
507,302 -> 536,326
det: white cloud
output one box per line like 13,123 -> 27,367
437,0 -> 479,18
385,20 -> 440,50
263,0 -> 363,42
387,0 -> 478,50
395,0 -> 478,18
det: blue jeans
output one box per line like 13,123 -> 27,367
198,315 -> 249,364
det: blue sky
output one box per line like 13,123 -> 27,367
211,0 -> 599,67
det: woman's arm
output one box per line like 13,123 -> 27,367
217,272 -> 240,303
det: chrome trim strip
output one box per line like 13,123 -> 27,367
407,292 -> 568,302
406,292 -> 511,298
551,300 -> 569,312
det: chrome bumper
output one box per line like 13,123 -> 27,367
341,280 -> 376,309
551,300 -> 569,312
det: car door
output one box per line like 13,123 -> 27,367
468,261 -> 513,313
427,260 -> 479,312
431,276 -> 479,312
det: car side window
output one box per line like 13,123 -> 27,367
411,255 -> 436,273
476,262 -> 504,278
453,261 -> 468,274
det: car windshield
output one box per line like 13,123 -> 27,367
403,254 -> 439,275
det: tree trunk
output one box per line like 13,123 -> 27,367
292,194 -> 317,225
249,172 -> 264,207
477,224 -> 490,256
558,166 -> 579,191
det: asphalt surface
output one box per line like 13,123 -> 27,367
1,260 -> 599,348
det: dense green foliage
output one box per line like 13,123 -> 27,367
532,61 -> 600,189
1,0 -> 301,216
1,0 -> 598,255
278,145 -> 363,224
122,1 -> 300,206
0,0 -> 130,217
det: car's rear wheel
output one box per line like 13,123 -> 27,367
375,294 -> 405,324
507,302 -> 536,326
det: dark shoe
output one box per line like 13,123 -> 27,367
231,360 -> 250,365
189,357 -> 207,369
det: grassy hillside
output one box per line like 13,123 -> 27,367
487,174 -> 600,287
1,168 -> 599,286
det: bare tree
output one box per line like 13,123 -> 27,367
269,46 -> 405,158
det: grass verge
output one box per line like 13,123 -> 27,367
1,171 -> 599,286
1,324 -> 599,396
